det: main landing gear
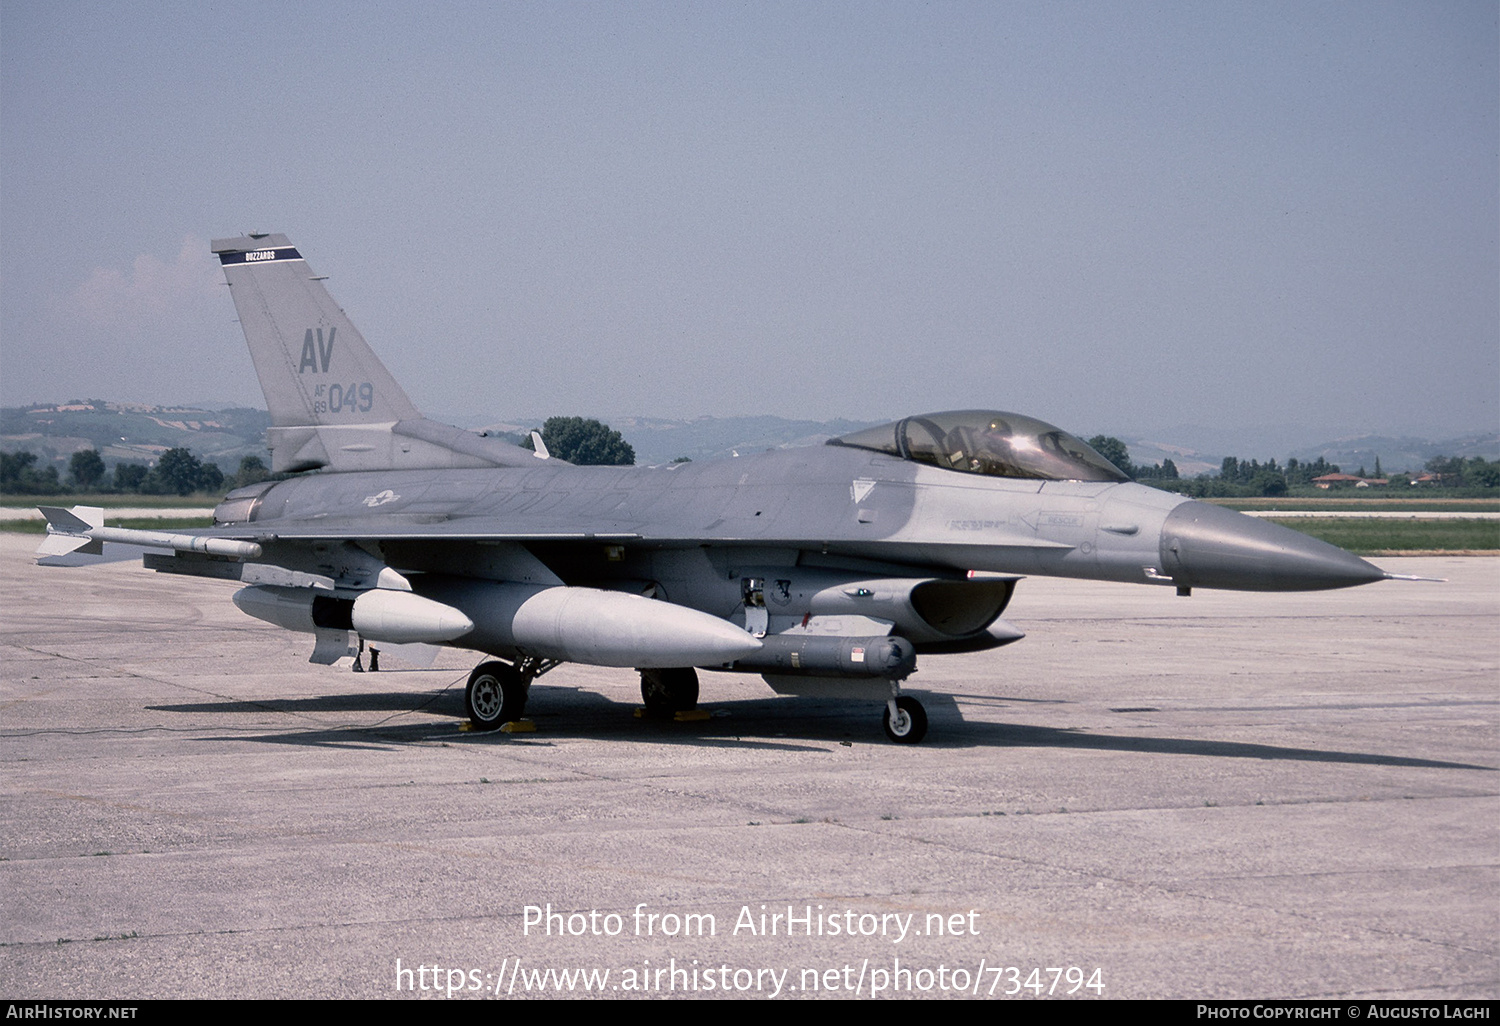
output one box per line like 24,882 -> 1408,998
638,667 -> 700,718
465,658 -> 557,731
467,660 -> 927,743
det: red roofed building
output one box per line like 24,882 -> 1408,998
1313,473 -> 1389,489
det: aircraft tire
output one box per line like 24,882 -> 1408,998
467,661 -> 528,730
639,667 -> 699,716
883,695 -> 928,744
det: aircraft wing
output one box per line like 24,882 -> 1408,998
194,510 -> 1069,554
38,502 -> 1063,587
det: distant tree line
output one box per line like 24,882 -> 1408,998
0,448 -> 272,497
1185,455 -> 1345,497
1086,436 -> 1179,482
1421,455 -> 1500,489
7,432 -> 1494,501
0,451 -> 63,494
1085,437 -> 1500,497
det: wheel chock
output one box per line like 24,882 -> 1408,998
500,720 -> 536,733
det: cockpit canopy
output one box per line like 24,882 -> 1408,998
828,410 -> 1129,483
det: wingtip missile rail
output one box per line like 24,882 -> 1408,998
37,505 -> 262,560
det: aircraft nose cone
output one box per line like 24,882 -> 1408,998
1159,500 -> 1386,591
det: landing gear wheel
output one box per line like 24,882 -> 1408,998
639,667 -> 699,717
883,695 -> 928,744
466,661 -> 529,731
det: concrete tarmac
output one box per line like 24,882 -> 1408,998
1,533 -> 1494,999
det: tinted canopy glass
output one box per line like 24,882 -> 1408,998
828,410 -> 1128,482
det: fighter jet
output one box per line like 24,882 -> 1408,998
38,233 -> 1403,743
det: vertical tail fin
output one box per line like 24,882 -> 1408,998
213,234 -> 533,472
213,234 -> 420,429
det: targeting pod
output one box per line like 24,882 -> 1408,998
730,634 -> 917,679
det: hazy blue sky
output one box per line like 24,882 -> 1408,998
3,1 -> 1495,444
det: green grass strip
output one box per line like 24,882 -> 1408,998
1267,517 -> 1499,553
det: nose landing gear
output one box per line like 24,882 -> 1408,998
883,689 -> 928,744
